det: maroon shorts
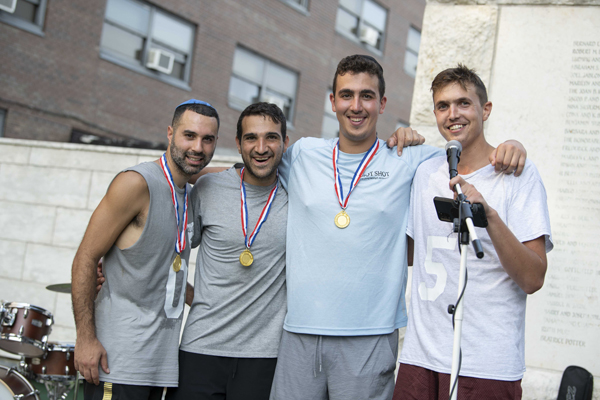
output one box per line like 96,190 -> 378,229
393,363 -> 522,400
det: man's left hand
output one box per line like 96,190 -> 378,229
490,140 -> 527,176
386,127 -> 425,156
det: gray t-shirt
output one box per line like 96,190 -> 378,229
95,161 -> 190,386
181,167 -> 287,358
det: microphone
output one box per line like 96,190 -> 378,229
445,140 -> 462,179
443,139 -> 484,258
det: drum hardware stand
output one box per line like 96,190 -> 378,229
1,308 -> 16,327
42,378 -> 77,400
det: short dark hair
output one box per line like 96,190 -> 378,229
332,55 -> 385,99
431,64 -> 488,106
172,103 -> 220,131
236,102 -> 287,142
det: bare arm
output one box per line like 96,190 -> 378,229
186,282 -> 194,306
386,130 -> 528,177
72,172 -> 149,384
449,176 -> 547,294
407,236 -> 414,267
188,166 -> 229,184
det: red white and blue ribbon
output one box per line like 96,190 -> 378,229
160,153 -> 188,254
333,137 -> 380,210
240,167 -> 278,249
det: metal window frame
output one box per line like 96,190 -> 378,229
336,0 -> 387,52
279,0 -> 309,14
100,0 -> 194,85
0,0 -> 48,36
404,26 -> 421,78
406,25 -> 421,53
321,88 -> 339,138
229,47 -> 298,123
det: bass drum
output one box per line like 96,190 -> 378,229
0,365 -> 40,400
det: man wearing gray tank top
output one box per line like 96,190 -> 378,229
71,100 -> 219,400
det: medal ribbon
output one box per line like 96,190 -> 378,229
333,137 -> 380,210
240,167 -> 279,249
160,153 -> 188,254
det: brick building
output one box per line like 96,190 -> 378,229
0,0 -> 425,156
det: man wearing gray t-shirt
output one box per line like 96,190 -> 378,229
166,103 -> 289,400
394,65 -> 553,400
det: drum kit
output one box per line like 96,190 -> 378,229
0,283 -> 81,400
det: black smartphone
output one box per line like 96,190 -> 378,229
433,196 -> 488,228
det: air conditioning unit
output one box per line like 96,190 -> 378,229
359,26 -> 379,47
146,48 -> 175,75
262,95 -> 287,112
0,0 -> 17,13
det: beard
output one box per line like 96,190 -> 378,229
240,150 -> 282,184
170,140 -> 211,176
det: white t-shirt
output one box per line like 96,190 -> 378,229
400,156 -> 553,381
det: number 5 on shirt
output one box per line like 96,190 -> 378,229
418,236 -> 454,302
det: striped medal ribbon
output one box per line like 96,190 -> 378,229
160,153 -> 188,272
239,167 -> 279,267
332,137 -> 380,229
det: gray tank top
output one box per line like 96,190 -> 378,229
95,161 -> 190,387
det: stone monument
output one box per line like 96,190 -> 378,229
410,1 -> 600,398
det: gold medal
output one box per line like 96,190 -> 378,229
173,254 -> 181,272
239,249 -> 254,267
334,210 -> 350,229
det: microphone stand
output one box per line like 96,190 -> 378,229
448,182 -> 484,400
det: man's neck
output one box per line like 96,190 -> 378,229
338,133 -> 378,154
237,167 -> 277,187
456,140 -> 495,175
158,156 -> 189,189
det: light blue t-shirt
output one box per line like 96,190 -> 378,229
278,137 -> 442,336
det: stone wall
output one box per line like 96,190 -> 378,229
0,138 -> 238,360
410,1 -> 600,398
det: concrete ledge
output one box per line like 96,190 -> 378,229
0,138 -> 242,165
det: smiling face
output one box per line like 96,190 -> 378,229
433,82 -> 492,150
330,72 -> 387,153
167,110 -> 218,177
236,115 -> 288,186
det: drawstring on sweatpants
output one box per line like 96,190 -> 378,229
313,335 -> 323,377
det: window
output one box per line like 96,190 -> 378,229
229,47 -> 299,121
280,0 -> 309,12
335,0 -> 387,51
0,109 -> 6,137
100,0 -> 195,87
404,27 -> 421,78
321,90 -> 338,139
0,0 -> 48,36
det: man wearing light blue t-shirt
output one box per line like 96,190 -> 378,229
269,55 -> 527,400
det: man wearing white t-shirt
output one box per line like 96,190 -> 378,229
394,65 -> 553,400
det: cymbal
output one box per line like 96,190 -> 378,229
45,283 -> 71,293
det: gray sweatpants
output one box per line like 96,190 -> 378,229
269,329 -> 399,400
